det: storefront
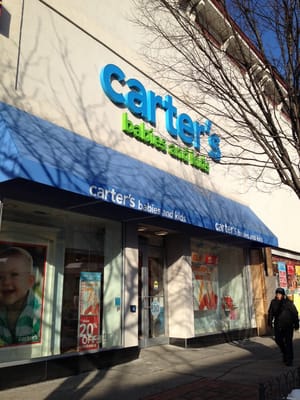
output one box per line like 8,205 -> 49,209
0,100 -> 278,388
0,0 -> 285,389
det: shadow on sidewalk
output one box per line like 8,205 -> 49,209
43,369 -> 111,400
3,335 -> 300,400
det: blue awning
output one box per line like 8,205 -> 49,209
0,102 -> 278,246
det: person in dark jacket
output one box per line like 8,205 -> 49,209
268,288 -> 299,366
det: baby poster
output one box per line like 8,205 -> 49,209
0,242 -> 46,347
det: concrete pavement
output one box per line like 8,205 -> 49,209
1,334 -> 300,399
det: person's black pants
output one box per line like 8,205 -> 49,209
274,326 -> 294,364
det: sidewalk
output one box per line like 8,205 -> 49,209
1,334 -> 300,400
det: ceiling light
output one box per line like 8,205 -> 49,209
154,231 -> 168,236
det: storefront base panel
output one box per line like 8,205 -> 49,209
170,328 -> 258,348
0,346 -> 140,390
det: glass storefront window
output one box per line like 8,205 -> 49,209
271,255 -> 300,294
271,255 -> 300,313
191,239 -> 251,335
0,199 -> 122,363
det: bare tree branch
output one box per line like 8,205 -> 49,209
132,0 -> 300,198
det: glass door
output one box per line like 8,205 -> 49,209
138,242 -> 167,347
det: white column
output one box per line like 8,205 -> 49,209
166,234 -> 194,338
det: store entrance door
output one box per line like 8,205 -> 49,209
138,242 -> 168,347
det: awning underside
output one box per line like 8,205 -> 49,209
0,102 -> 278,247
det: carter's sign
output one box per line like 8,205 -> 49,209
100,64 -> 221,163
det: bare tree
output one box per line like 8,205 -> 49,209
132,0 -> 300,198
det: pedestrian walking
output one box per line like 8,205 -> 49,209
268,287 -> 299,366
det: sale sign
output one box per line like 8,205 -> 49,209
78,272 -> 101,351
78,314 -> 99,350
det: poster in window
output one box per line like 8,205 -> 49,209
295,266 -> 300,288
0,242 -> 46,347
192,262 -> 218,311
286,263 -> 297,291
78,271 -> 101,351
278,261 -> 287,288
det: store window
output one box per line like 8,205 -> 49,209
191,239 -> 251,335
271,255 -> 300,294
0,199 -> 122,363
271,254 -> 300,313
